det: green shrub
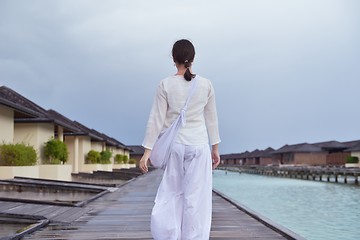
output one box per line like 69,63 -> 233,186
129,158 -> 136,164
0,143 -> 37,166
114,154 -> 129,164
44,138 -> 68,164
122,155 -> 129,164
346,156 -> 359,164
86,150 -> 101,164
100,150 -> 112,164
114,154 -> 123,164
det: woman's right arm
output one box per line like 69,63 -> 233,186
140,81 -> 168,173
142,81 -> 168,150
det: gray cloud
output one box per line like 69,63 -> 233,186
1,0 -> 359,153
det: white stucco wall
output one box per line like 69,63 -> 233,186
39,164 -> 72,181
351,152 -> 360,167
106,146 -> 116,163
351,151 -> 360,159
65,135 -> 77,173
124,149 -> 130,159
14,122 -> 54,164
91,141 -> 104,152
114,148 -> 125,156
0,166 -> 39,179
65,135 -> 92,173
79,136 -> 92,172
114,148 -> 130,158
0,105 -> 14,144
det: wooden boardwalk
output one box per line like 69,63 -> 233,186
19,169 -> 303,240
222,165 -> 360,185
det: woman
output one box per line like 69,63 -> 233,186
139,39 -> 221,240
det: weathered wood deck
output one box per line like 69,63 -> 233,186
16,169 -> 302,239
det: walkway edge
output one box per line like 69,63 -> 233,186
0,213 -> 49,240
212,189 -> 306,240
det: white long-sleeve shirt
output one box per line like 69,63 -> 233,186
142,75 -> 221,149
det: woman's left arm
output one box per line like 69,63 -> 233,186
139,148 -> 151,173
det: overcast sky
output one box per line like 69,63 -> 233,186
1,0 -> 359,154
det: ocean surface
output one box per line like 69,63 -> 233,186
212,170 -> 360,240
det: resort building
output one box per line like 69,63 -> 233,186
220,153 -> 244,165
0,85 -> 133,180
344,141 -> 360,167
272,141 -> 350,166
257,147 -> 274,165
221,141 -> 358,167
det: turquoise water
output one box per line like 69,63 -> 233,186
213,170 -> 360,240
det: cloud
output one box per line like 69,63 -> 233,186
1,0 -> 359,153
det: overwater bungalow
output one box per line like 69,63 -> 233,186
220,153 -> 243,165
245,149 -> 261,165
312,140 -> 349,165
258,147 -> 275,165
271,141 -> 351,166
239,151 -> 250,165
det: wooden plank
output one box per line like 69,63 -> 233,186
0,201 -> 23,211
22,170 -> 297,240
51,207 -> 90,223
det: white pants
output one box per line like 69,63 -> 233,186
151,143 -> 213,240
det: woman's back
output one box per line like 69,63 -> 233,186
161,75 -> 219,146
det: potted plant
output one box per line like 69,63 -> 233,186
0,143 -> 37,166
345,156 -> 359,168
0,143 -> 39,179
44,138 -> 68,164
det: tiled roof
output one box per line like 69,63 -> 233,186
46,109 -> 84,133
68,123 -> 129,150
342,140 -> 360,148
220,153 -> 244,160
128,145 -> 145,155
259,147 -> 275,157
246,148 -> 275,158
72,121 -> 105,141
90,128 -> 119,147
0,86 -> 48,117
0,86 -> 78,131
1,86 -> 130,150
247,149 -> 261,158
272,143 -> 323,154
345,143 -> 360,152
312,140 -> 348,149
108,136 -> 129,149
0,88 -> 42,118
240,151 -> 251,158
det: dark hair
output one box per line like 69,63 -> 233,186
172,39 -> 196,81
